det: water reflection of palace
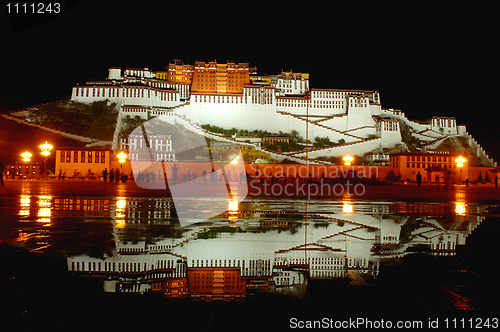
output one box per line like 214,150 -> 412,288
63,197 -> 485,301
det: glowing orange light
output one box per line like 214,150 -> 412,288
455,156 -> 466,168
117,151 -> 128,163
40,141 -> 53,157
343,155 -> 354,166
21,151 -> 32,162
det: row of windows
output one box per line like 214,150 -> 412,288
75,87 -> 178,100
193,95 -> 245,103
60,158 -> 106,164
191,285 -> 242,290
194,82 -> 245,88
276,100 -> 345,108
61,151 -> 106,158
375,235 -> 398,241
8,165 -> 37,169
391,155 -> 454,162
310,90 -> 347,98
405,163 -> 457,169
433,118 -> 456,128
377,121 -> 398,131
191,260 -> 242,267
349,99 -> 369,107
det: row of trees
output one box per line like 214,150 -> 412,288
475,171 -> 497,184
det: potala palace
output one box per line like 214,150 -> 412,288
70,60 -> 495,166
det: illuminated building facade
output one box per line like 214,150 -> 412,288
165,60 -> 194,84
191,61 -> 250,94
389,152 -> 468,183
68,60 -> 497,165
4,161 -> 42,179
262,136 -> 290,145
120,132 -> 175,162
55,147 -> 112,179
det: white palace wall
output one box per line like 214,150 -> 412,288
275,113 -> 359,143
189,92 -> 279,133
71,85 -> 182,109
316,116 -> 348,132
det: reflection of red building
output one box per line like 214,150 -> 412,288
188,268 -> 246,301
164,277 -> 189,299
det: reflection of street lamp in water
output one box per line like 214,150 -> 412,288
455,191 -> 466,216
343,202 -> 353,213
228,198 -> 239,220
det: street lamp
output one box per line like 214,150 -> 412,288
21,151 -> 32,179
39,141 -> 53,178
21,151 -> 32,162
229,154 -> 239,182
229,154 -> 239,165
40,141 -> 53,157
117,151 -> 128,180
343,155 -> 353,166
455,156 -> 466,183
117,151 -> 128,163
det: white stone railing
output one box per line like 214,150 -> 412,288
463,131 -> 497,166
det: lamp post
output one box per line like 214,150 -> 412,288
455,156 -> 466,184
117,151 -> 128,180
39,141 -> 53,179
21,151 -> 32,179
229,154 -> 239,182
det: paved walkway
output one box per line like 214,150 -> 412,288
2,179 -> 500,204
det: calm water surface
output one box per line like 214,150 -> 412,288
1,188 -> 499,330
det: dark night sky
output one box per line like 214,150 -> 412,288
1,2 -> 497,159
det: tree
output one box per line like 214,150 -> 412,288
484,171 -> 491,183
385,170 -> 402,183
313,136 -> 333,148
290,129 -> 300,143
476,171 -> 483,183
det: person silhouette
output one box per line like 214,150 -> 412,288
0,160 -> 4,186
172,164 -> 178,185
